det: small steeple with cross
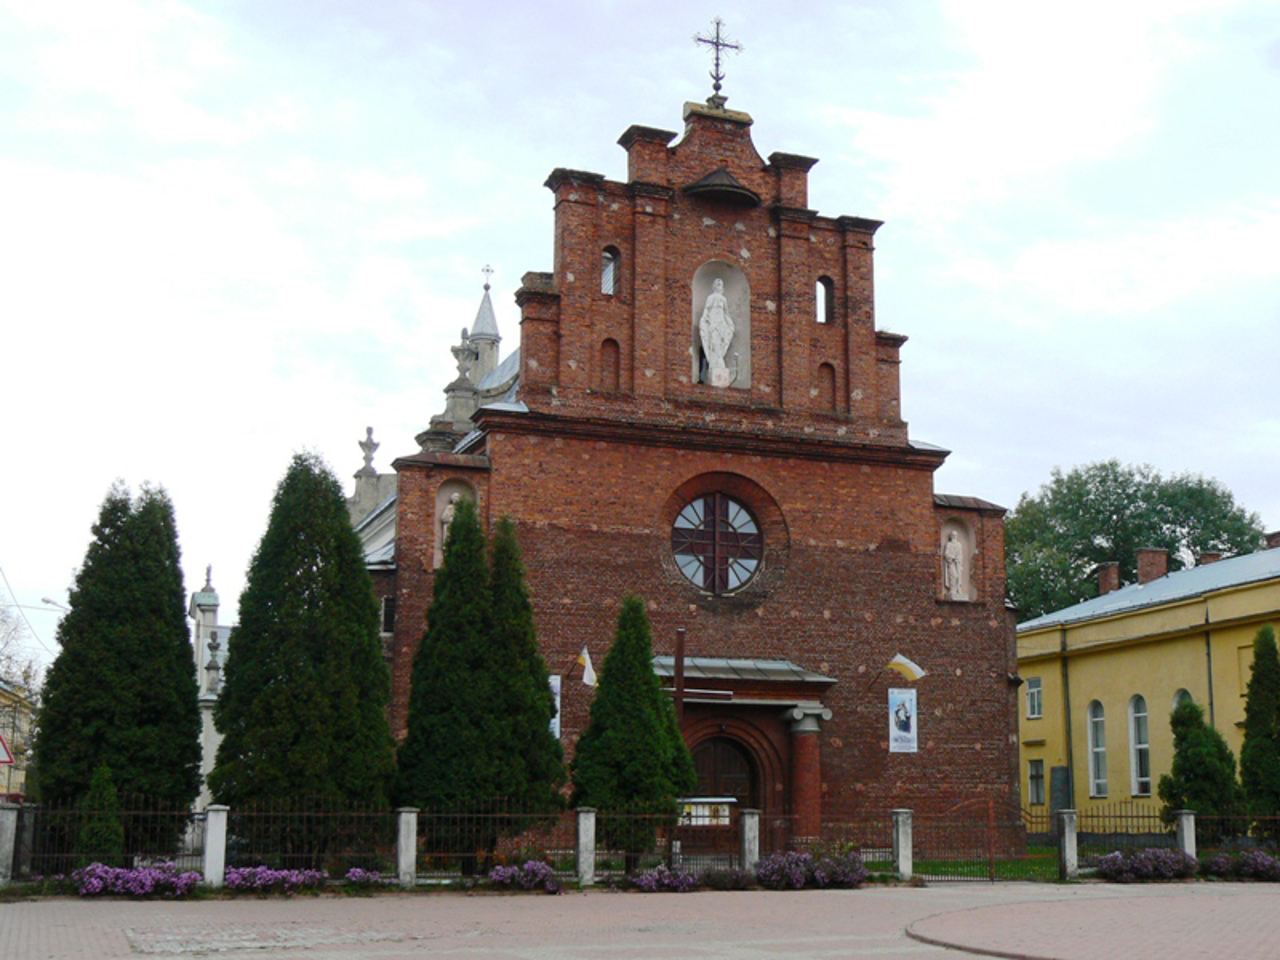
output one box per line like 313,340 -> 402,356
694,17 -> 742,110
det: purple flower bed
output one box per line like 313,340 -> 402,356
1201,849 -> 1280,881
629,864 -> 699,893
223,865 -> 328,894
488,860 -> 562,894
811,853 -> 868,889
1094,848 -> 1198,883
344,867 -> 392,887
755,850 -> 868,890
71,861 -> 202,898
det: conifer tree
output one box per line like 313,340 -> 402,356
35,484 -> 201,813
394,497 -> 502,808
1241,624 -> 1280,832
210,453 -> 395,810
1158,699 -> 1243,841
488,517 -> 564,810
77,764 -> 125,867
571,596 -> 696,869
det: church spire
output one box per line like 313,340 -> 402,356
469,264 -> 500,344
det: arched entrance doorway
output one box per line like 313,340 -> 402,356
692,736 -> 759,808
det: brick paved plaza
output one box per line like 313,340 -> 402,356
3,882 -> 1278,959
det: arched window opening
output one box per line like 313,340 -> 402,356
815,276 -> 834,324
1129,695 -> 1150,796
671,492 -> 763,595
599,338 -> 620,393
816,362 -> 836,412
1173,689 -> 1193,711
1088,700 -> 1107,797
601,246 -> 621,296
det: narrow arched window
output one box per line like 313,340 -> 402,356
1173,689 -> 1193,711
816,363 -> 836,412
1129,695 -> 1150,796
599,338 -> 620,392
1088,700 -> 1107,797
815,276 -> 834,324
601,247 -> 621,296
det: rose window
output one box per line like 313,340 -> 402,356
671,493 -> 762,594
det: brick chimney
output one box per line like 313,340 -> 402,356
1199,552 -> 1222,565
1137,548 -> 1168,584
1098,562 -> 1121,595
1267,531 -> 1280,551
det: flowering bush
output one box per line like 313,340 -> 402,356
344,867 -> 392,887
755,851 -> 814,890
488,859 -> 562,894
701,867 -> 753,890
223,865 -> 328,894
630,864 -> 699,893
1232,850 -> 1280,881
72,861 -> 202,898
810,853 -> 868,889
1094,848 -> 1198,883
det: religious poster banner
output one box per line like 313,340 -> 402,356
549,675 -> 562,739
888,688 -> 918,753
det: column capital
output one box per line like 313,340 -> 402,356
785,705 -> 832,733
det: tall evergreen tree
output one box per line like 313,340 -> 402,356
1241,625 -> 1280,831
488,517 -> 564,810
35,484 -> 201,810
210,453 -> 395,809
1158,700 -> 1242,841
571,596 -> 696,869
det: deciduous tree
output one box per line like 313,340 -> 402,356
1006,461 -> 1263,621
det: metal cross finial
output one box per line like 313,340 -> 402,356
694,17 -> 742,107
481,263 -> 493,291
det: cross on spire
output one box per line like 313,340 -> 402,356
481,263 -> 493,291
694,17 -> 742,109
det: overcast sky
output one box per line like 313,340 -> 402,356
3,0 -> 1278,666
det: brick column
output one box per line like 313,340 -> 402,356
787,706 -> 831,839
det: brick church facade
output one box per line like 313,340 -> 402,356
351,92 -> 1019,831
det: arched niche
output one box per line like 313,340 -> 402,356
940,519 -> 975,601
434,479 -> 476,569
690,260 -> 751,390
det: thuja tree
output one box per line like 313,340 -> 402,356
395,500 -> 563,873
210,454 -> 395,866
36,484 -> 201,828
571,596 -> 696,871
1158,700 -> 1243,843
77,764 -> 125,867
1241,625 -> 1280,836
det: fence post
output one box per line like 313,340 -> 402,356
0,803 -> 17,884
397,807 -> 418,889
204,804 -> 229,889
740,808 -> 760,874
1057,809 -> 1077,880
577,807 -> 596,887
892,808 -> 913,882
1174,809 -> 1196,860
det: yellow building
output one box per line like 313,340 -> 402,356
0,678 -> 34,799
1017,545 -> 1280,814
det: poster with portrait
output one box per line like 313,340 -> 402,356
888,688 -> 918,753
549,675 -> 562,739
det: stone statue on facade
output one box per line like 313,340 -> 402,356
699,278 -> 735,388
439,492 -> 461,546
943,530 -> 966,599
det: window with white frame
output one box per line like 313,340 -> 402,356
1028,759 -> 1045,806
1088,700 -> 1107,797
1130,694 -> 1151,796
1026,677 -> 1043,719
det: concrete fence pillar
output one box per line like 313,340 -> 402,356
1175,809 -> 1196,860
577,807 -> 596,887
0,803 -> 18,884
892,808 -> 913,882
1057,809 -> 1078,880
203,805 -> 229,889
397,808 -> 418,889
740,808 -> 760,874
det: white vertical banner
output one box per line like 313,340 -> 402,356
549,675 -> 562,739
888,688 -> 918,753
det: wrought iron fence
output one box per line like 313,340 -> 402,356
1189,814 -> 1280,858
21,796 -> 205,879
1076,801 -> 1170,867
227,797 -> 396,875
913,798 -> 1056,881
415,800 -> 574,882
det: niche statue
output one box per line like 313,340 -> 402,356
699,278 -> 735,388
